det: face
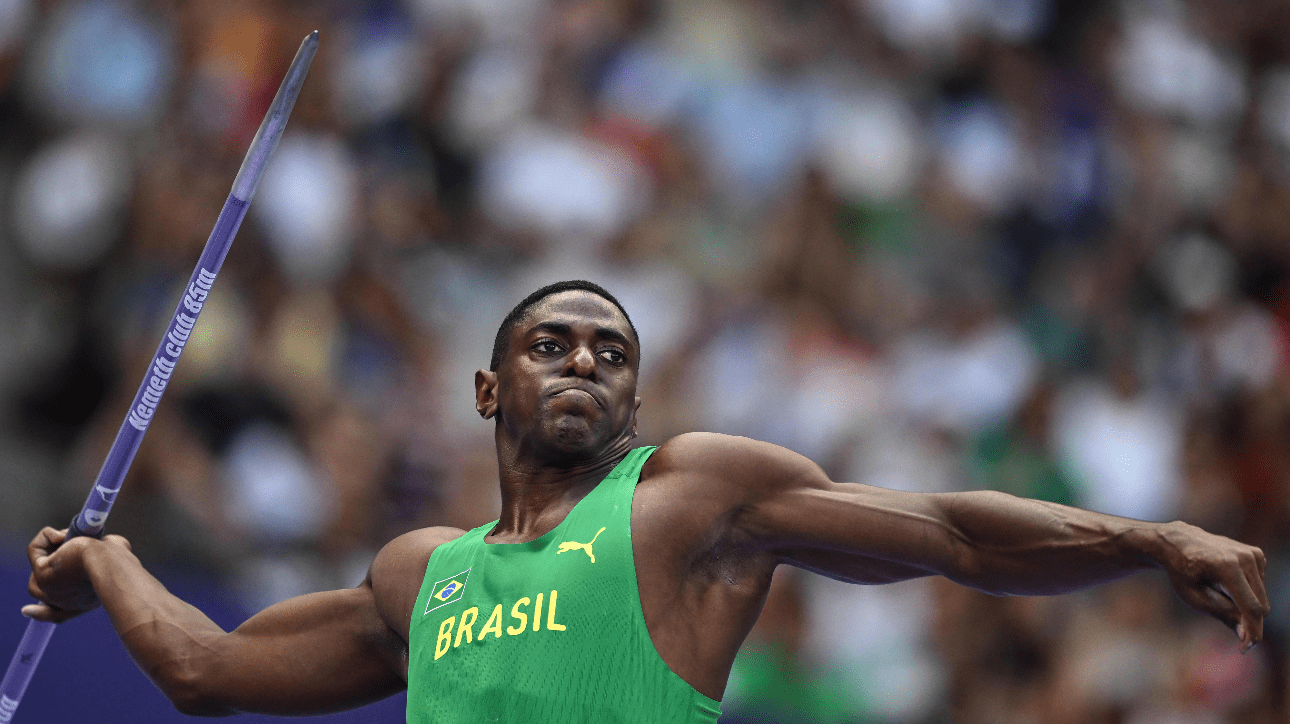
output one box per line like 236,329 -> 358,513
475,291 -> 641,463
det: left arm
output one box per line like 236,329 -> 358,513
663,433 -> 1271,650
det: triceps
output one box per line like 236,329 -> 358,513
779,545 -> 938,585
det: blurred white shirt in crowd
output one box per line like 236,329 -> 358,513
23,0 -> 175,128
813,87 -> 923,205
480,123 -> 651,245
1115,15 -> 1246,127
12,132 -> 131,270
1053,380 -> 1182,522
253,133 -> 359,284
222,424 -> 332,544
891,320 -> 1039,434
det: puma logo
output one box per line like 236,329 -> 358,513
556,527 -> 606,563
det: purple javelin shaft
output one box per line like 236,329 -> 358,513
0,31 -> 318,722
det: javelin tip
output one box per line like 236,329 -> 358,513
229,31 -> 320,201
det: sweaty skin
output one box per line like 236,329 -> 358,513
25,290 -> 1271,715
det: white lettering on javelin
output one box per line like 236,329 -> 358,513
0,695 -> 19,723
127,268 -> 215,432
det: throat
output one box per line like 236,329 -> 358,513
486,476 -> 596,544
488,447 -> 630,544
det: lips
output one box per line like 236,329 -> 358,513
548,384 -> 604,408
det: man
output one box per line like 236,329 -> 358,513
25,280 -> 1270,722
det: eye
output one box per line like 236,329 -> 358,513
533,339 -> 563,355
599,348 -> 626,365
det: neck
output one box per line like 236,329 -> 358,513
488,433 -> 635,543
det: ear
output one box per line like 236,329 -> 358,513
475,369 -> 499,419
631,396 -> 641,438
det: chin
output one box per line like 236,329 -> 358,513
549,417 -> 609,459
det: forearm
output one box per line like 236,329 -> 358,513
936,490 -> 1166,595
82,540 -> 235,714
80,541 -> 406,716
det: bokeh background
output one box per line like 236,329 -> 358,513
0,0 -> 1287,721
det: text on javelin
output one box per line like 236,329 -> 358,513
126,268 -> 216,432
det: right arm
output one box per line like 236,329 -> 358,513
25,527 -> 456,716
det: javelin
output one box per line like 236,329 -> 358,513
0,30 -> 319,722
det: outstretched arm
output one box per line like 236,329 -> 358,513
25,528 -> 412,716
667,433 -> 1271,650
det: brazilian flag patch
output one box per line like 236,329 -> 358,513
425,567 -> 471,614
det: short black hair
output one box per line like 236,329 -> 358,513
490,280 -> 638,371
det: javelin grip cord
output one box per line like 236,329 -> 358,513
0,31 -> 318,722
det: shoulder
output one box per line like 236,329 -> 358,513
368,526 -> 469,642
643,432 -> 830,498
371,526 -> 469,577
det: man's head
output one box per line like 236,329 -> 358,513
476,281 -> 642,464
489,281 -> 638,372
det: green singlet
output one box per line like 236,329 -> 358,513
406,446 -> 722,723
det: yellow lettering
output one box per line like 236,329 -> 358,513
547,589 -> 566,631
435,616 -> 455,660
455,607 -> 479,647
507,597 -> 530,635
533,593 -> 543,632
479,604 -> 503,639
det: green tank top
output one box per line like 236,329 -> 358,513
405,446 -> 722,723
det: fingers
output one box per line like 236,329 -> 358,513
104,534 -> 132,553
27,569 -> 99,618
1177,577 -> 1239,631
27,574 -> 44,603
1220,561 -> 1270,651
26,527 -> 66,570
1182,552 -> 1271,653
25,576 -> 72,622
1241,551 -> 1271,618
1160,525 -> 1271,653
21,603 -> 78,624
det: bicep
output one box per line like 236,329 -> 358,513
750,481 -> 968,583
708,438 -> 965,582
653,433 -> 965,585
193,585 -> 406,716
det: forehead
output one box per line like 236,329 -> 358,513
517,291 -> 632,335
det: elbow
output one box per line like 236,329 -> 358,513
945,551 -> 988,593
120,620 -> 239,716
943,534 -> 1008,596
937,492 -> 1018,595
153,659 -> 236,717
170,691 -> 235,718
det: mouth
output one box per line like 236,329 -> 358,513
550,386 -> 604,408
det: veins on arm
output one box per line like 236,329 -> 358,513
651,433 -> 951,587
92,526 -> 464,717
694,433 -> 1159,595
663,432 -> 1270,650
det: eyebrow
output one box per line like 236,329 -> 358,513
526,321 -> 636,351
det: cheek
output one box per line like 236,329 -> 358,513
609,388 -> 638,419
498,378 -> 540,414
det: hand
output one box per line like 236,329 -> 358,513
1155,521 -> 1270,652
24,527 -> 132,624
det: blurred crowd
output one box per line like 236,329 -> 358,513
1,0 -> 1288,721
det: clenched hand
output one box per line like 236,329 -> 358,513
24,527 -> 133,624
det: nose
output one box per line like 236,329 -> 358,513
565,345 -> 596,379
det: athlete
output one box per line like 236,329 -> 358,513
24,280 -> 1270,722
